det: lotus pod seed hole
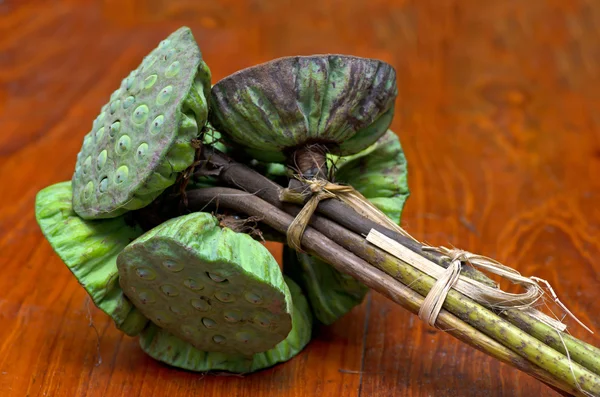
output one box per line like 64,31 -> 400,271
154,311 -> 173,325
160,284 -> 180,297
224,310 -> 242,323
116,135 -> 131,155
138,289 -> 156,304
132,104 -> 150,124
83,156 -> 91,175
135,267 -> 156,280
95,127 -> 105,141
165,61 -> 181,78
183,278 -> 203,291
109,99 -> 121,114
98,177 -> 108,193
212,335 -> 226,344
97,150 -> 107,170
150,115 -> 164,135
202,317 -> 217,329
181,324 -> 195,336
215,291 -> 235,303
191,298 -> 210,311
123,96 -> 135,109
207,272 -> 227,283
254,313 -> 271,327
136,143 -> 149,161
83,181 -> 94,200
236,331 -> 253,344
169,305 -> 187,315
162,259 -> 184,272
244,291 -> 262,304
115,166 -> 129,184
108,121 -> 121,137
156,86 -> 173,106
144,74 -> 158,89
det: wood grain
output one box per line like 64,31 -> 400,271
1,1 -> 599,396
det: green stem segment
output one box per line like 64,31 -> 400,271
503,309 -> 600,377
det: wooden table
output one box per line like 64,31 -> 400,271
1,1 -> 599,396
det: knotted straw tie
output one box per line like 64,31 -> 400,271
281,176 -> 591,333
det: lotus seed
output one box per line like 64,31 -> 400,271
136,143 -> 148,161
115,135 -> 131,154
156,85 -> 173,106
164,48 -> 176,61
224,310 -> 242,323
138,289 -> 156,304
245,292 -> 262,304
162,259 -> 184,272
115,165 -> 129,184
212,335 -> 226,344
110,89 -> 121,102
123,96 -> 135,109
191,298 -> 210,311
96,111 -> 106,126
95,127 -> 105,142
169,305 -> 187,315
99,177 -> 108,193
154,311 -> 173,325
144,74 -> 158,89
165,61 -> 181,78
183,278 -> 203,291
150,115 -> 164,134
132,104 -> 150,124
115,135 -> 132,155
181,324 -> 195,336
135,267 -> 156,280
125,75 -> 135,91
109,121 -> 121,137
160,284 -> 180,297
83,181 -> 94,200
207,272 -> 227,282
254,313 -> 271,327
141,56 -> 157,72
202,317 -> 217,329
83,156 -> 92,175
236,332 -> 252,343
215,291 -> 235,303
97,150 -> 107,170
109,99 -> 121,114
159,39 -> 170,48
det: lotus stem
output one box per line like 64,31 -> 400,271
183,187 -> 579,396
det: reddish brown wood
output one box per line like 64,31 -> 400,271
1,1 -> 599,396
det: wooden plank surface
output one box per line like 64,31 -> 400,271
1,1 -> 599,396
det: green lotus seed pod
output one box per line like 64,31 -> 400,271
284,130 -> 410,324
139,276 -> 312,373
72,26 -> 212,220
35,181 -> 149,336
117,212 -> 294,356
210,55 -> 397,163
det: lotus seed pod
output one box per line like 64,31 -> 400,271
72,26 -> 212,219
210,55 -> 397,163
284,130 -> 410,324
35,182 -> 149,336
139,277 -> 313,373
117,212 -> 294,356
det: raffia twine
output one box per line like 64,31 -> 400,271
281,176 -> 592,334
